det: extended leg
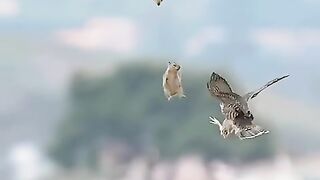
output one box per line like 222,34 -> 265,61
209,116 -> 222,130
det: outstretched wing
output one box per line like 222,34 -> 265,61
243,75 -> 289,101
207,72 -> 239,103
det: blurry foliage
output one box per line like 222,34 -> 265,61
49,63 -> 275,168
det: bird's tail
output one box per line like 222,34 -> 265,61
237,124 -> 269,140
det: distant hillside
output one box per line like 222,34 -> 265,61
49,63 -> 275,168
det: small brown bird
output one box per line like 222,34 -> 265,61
154,0 -> 163,6
162,62 -> 186,101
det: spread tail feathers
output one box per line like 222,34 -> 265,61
237,125 -> 269,140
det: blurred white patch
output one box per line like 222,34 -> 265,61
185,27 -> 225,57
238,154 -> 301,180
174,155 -> 209,180
0,0 -> 19,17
152,162 -> 174,180
56,17 -> 139,53
251,28 -> 320,58
209,161 -> 235,180
122,158 -> 148,180
8,143 -> 54,180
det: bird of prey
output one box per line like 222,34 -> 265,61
163,62 -> 186,101
154,0 -> 163,6
207,72 -> 289,140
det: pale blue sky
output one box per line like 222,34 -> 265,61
0,0 -> 319,152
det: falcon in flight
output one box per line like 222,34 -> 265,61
207,72 -> 289,140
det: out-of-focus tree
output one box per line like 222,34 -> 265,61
48,62 -> 275,168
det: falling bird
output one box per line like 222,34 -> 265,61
154,0 -> 163,6
207,72 -> 289,140
163,62 -> 186,101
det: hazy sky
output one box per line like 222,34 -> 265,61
0,0 -> 319,153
